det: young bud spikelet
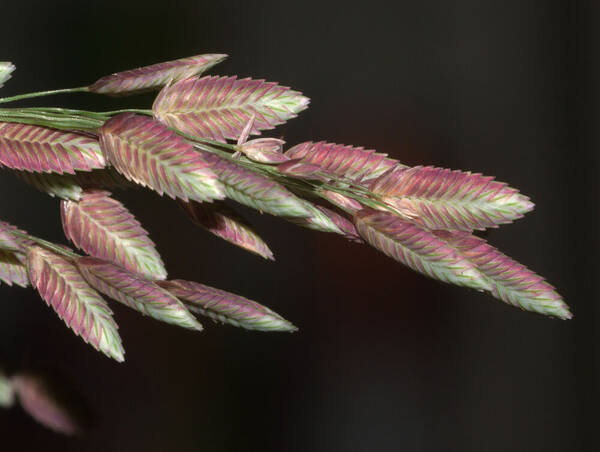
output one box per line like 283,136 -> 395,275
88,54 -> 227,96
240,138 -> 289,164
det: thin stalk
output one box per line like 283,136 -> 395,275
0,86 -> 88,105
5,107 -> 153,120
100,109 -> 153,116
0,110 -> 102,130
8,230 -> 80,259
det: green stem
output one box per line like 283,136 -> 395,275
0,104 -> 400,217
0,86 -> 89,105
190,141 -> 397,215
101,108 -> 153,116
0,109 -> 102,130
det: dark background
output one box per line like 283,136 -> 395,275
0,1 -> 598,451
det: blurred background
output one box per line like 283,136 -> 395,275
0,1 -> 598,450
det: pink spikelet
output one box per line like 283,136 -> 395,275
99,113 -> 225,203
153,75 -> 309,142
12,373 -> 81,435
61,190 -> 167,280
75,257 -> 202,331
354,209 -> 490,291
0,123 -> 105,174
436,231 -> 570,319
158,279 -> 297,332
277,158 -> 330,181
0,249 -> 29,287
311,206 -> 362,242
26,246 -> 124,361
200,152 -> 312,218
179,200 -> 274,260
368,165 -> 534,231
0,220 -> 33,253
285,141 -> 401,182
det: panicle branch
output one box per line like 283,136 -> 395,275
0,52 -> 569,369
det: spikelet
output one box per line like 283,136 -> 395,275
0,123 -> 105,174
153,75 -> 309,142
27,246 -> 124,362
200,152 -> 312,218
436,231 -> 570,319
239,138 -> 289,163
319,189 -> 363,213
354,209 -> 490,291
179,200 -> 274,260
99,113 -> 225,203
277,158 -> 330,181
285,141 -> 401,182
16,171 -> 83,201
76,257 -> 202,331
158,279 -> 297,332
368,165 -> 535,231
0,220 -> 33,253
288,201 -> 343,235
61,190 -> 167,280
12,373 -> 81,435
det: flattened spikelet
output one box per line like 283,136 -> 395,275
153,75 -> 309,142
368,165 -> 534,231
158,279 -> 297,332
0,249 -> 29,287
354,209 -> 490,291
61,190 -> 167,280
26,246 -> 124,362
76,257 -> 201,331
437,231 -> 571,319
0,123 -> 105,174
200,152 -> 312,218
285,141 -> 401,182
180,200 -> 274,260
99,113 -> 224,203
